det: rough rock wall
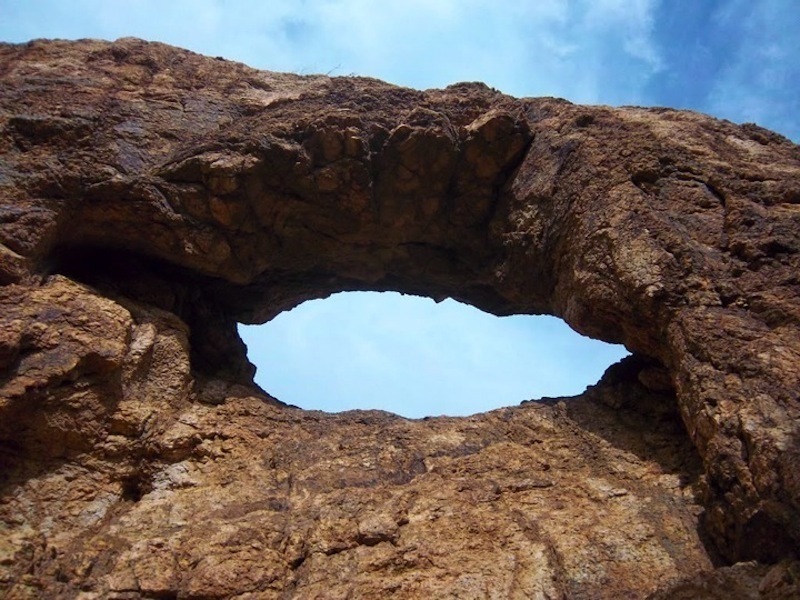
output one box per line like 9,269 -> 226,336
1,38 -> 799,598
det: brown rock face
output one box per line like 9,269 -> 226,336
1,38 -> 799,598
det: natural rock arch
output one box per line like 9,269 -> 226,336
1,38 -> 799,597
239,292 -> 630,417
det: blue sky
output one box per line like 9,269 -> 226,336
241,293 -> 625,417
2,1 -> 797,417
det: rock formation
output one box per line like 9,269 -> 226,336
1,38 -> 799,598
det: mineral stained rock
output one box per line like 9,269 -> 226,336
1,38 -> 799,599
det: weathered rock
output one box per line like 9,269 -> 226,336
1,38 -> 799,598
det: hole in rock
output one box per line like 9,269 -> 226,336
239,292 -> 630,418
120,476 -> 145,503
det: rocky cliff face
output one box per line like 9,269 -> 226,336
1,38 -> 799,599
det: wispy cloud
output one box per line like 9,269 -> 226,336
292,0 -> 663,103
0,0 -> 663,103
704,0 -> 800,140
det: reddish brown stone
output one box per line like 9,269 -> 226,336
1,38 -> 799,598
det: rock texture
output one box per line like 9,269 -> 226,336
1,38 -> 799,598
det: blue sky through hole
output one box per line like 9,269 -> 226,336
3,0 -> 797,415
239,293 -> 629,418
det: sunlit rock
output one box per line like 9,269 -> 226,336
1,38 -> 799,598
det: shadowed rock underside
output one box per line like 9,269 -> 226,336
1,38 -> 799,598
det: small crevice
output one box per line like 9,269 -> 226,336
120,475 -> 146,503
289,554 -> 306,570
704,181 -> 727,207
631,169 -> 660,194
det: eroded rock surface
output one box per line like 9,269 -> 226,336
1,38 -> 799,598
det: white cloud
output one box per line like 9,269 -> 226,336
582,0 -> 661,67
0,0 -> 664,104
704,0 -> 799,140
